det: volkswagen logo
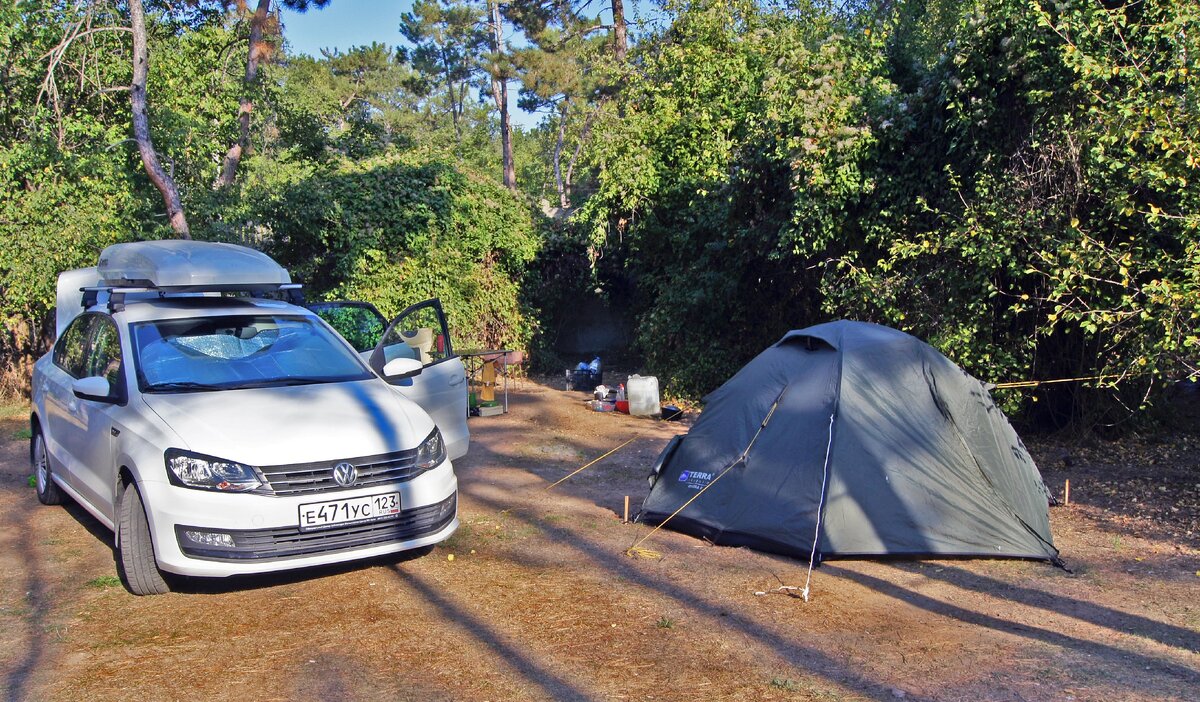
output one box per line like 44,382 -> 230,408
332,462 -> 358,487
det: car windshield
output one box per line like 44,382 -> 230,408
132,314 -> 374,392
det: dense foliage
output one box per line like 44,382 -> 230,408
0,2 -> 144,391
828,0 -> 1200,426
579,0 -> 885,393
0,0 -> 1195,429
0,0 -> 542,393
216,152 -> 541,349
576,0 -> 1198,427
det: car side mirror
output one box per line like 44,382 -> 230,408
73,376 -> 117,403
382,357 -> 424,380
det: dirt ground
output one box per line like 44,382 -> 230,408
1,379 -> 1198,702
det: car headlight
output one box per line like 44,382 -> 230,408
414,428 -> 446,472
165,449 -> 262,492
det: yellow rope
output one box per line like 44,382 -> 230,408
626,545 -> 662,560
624,457 -> 740,558
993,373 -> 1116,389
626,387 -> 788,558
544,436 -> 639,491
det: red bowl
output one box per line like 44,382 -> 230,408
616,400 -> 630,414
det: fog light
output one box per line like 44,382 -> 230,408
183,530 -> 235,548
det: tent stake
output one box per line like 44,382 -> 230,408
1064,479 -> 1070,506
623,496 -> 630,523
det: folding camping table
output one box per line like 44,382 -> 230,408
458,348 -> 515,414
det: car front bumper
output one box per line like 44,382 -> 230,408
142,461 -> 458,578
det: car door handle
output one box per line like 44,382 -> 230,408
449,374 -> 465,387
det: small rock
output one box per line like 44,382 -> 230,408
892,690 -> 907,699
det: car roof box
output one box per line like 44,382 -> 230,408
98,240 -> 292,292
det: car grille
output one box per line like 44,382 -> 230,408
176,493 -> 456,562
258,447 -> 427,496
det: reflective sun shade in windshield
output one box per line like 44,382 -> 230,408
132,315 -> 373,392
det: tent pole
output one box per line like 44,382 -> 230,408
801,411 -> 837,602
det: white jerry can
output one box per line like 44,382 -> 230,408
627,375 -> 661,417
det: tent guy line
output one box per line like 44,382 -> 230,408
625,384 -> 790,561
993,372 -> 1130,389
544,435 -> 641,491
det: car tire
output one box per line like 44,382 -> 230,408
116,481 -> 171,596
33,431 -> 64,506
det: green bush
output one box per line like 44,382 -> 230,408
211,152 -> 542,353
574,0 -> 1198,427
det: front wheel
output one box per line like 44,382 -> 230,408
33,431 -> 64,506
116,481 -> 171,596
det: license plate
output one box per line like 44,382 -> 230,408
298,492 -> 401,531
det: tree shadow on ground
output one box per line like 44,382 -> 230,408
387,564 -> 602,702
461,486 -> 905,701
6,500 -> 50,702
877,561 -> 1200,654
457,390 -> 676,520
822,563 -> 1200,685
462,378 -> 1200,696
3,481 -> 125,701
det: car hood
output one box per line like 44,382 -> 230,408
140,379 -> 434,466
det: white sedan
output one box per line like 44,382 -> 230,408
30,241 -> 468,595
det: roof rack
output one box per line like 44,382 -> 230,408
81,283 -> 305,313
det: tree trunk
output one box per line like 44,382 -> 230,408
441,46 -> 462,140
488,0 -> 516,191
215,0 -> 271,188
553,99 -> 570,209
130,0 -> 190,238
565,99 -> 603,205
611,0 -> 627,62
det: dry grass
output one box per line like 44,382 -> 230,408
0,381 -> 1197,701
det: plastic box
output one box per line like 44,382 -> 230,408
565,368 -> 602,392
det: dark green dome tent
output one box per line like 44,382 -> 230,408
641,321 -> 1059,563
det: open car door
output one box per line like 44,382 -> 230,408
311,299 -> 469,460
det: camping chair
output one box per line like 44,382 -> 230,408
399,327 -> 435,364
476,350 -> 526,392
495,350 -> 526,390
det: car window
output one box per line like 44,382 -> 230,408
311,304 -> 386,352
379,304 -> 452,367
85,316 -> 124,389
53,315 -> 93,379
131,314 -> 375,392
